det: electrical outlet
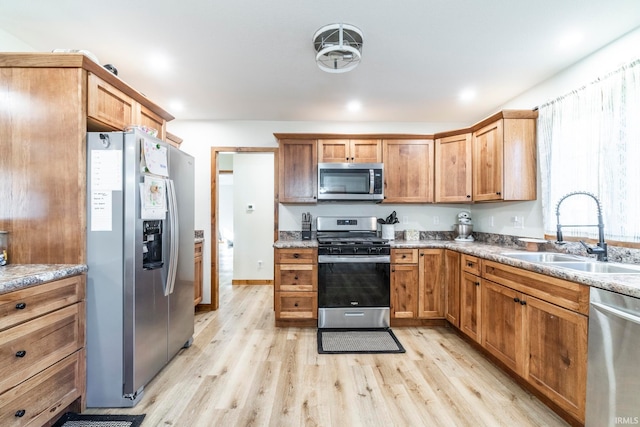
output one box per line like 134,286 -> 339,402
490,216 -> 495,227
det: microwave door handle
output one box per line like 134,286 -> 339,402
369,169 -> 374,194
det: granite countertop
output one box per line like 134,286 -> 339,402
195,237 -> 204,244
274,238 -> 640,299
0,264 -> 88,296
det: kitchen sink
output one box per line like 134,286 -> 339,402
500,252 -> 585,263
550,262 -> 640,274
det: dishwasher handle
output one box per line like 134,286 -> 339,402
591,301 -> 640,325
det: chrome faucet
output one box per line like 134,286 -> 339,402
555,191 -> 608,262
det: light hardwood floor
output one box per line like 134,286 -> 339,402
87,245 -> 568,426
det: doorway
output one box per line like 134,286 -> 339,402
210,147 -> 279,310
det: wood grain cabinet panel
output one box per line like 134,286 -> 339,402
318,139 -> 381,163
382,139 -> 434,203
87,72 -> 134,131
194,242 -> 203,306
435,133 -> 472,202
460,271 -> 482,343
444,250 -> 461,327
418,249 -> 444,318
0,275 -> 85,427
472,116 -> 536,201
391,264 -> 418,319
274,248 -> 318,325
278,139 -> 317,203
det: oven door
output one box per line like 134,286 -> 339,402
317,254 -> 390,328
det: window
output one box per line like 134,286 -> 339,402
537,58 -> 640,243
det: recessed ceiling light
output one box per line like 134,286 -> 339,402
346,100 -> 362,112
459,88 -> 476,102
557,30 -> 583,50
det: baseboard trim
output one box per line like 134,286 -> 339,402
232,279 -> 274,286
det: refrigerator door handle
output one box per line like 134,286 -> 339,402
165,179 -> 180,296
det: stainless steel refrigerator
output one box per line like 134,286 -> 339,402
85,130 -> 195,407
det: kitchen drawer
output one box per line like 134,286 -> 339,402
0,350 -> 83,427
275,264 -> 317,292
0,302 -> 84,395
461,254 -> 481,275
275,248 -> 317,264
392,249 -> 418,264
482,260 -> 589,315
275,291 -> 317,320
0,276 -> 85,332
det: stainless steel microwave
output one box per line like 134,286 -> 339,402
317,163 -> 384,201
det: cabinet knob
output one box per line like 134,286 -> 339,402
294,276 -> 298,280
346,157 -> 349,161
513,297 -> 520,303
466,195 -> 471,198
294,302 -> 299,307
475,282 -> 480,286
496,192 -> 501,196
15,350 -> 26,358
15,302 -> 27,310
15,410 -> 26,418
520,300 -> 527,306
402,255 -> 407,259
293,253 -> 299,258
467,262 -> 473,267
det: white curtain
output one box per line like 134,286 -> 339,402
538,58 -> 640,243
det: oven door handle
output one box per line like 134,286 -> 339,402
318,255 -> 391,264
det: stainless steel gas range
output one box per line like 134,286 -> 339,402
316,216 -> 391,328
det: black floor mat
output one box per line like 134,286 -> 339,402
318,328 -> 405,354
53,413 -> 146,427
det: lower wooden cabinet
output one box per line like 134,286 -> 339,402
0,275 -> 85,427
459,254 -> 482,343
391,249 -> 444,321
194,241 -> 203,306
274,248 -> 318,325
443,250 -> 461,326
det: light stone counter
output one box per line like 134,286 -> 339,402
0,264 -> 88,295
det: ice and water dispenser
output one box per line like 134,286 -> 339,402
142,220 -> 163,270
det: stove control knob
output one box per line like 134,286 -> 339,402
353,247 -> 358,254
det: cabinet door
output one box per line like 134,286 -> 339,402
391,264 -> 418,318
418,249 -> 444,318
279,139 -> 317,203
135,103 -> 166,141
87,72 -> 134,130
444,250 -> 460,327
525,296 -> 588,421
382,139 -> 434,203
481,280 -> 524,373
350,139 -> 382,163
318,139 -> 349,163
460,272 -> 482,343
194,242 -> 203,306
435,133 -> 472,202
472,120 -> 503,201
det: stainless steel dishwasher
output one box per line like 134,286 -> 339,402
586,287 -> 640,426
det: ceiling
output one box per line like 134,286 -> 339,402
1,1 -> 639,123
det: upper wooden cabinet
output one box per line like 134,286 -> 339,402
278,139 -> 317,203
318,139 -> 382,163
87,72 -> 166,140
435,133 -> 472,203
383,139 -> 434,203
472,115 -> 536,201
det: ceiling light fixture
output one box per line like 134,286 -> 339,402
313,23 -> 363,73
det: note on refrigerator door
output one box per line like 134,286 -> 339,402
90,150 -> 122,191
140,138 -> 168,177
91,191 -> 112,231
140,176 -> 166,220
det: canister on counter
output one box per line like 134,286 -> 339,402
0,231 -> 8,266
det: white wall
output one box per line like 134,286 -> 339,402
232,153 -> 274,281
0,28 -> 35,51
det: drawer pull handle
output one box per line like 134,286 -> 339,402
15,410 -> 26,418
15,302 -> 27,310
294,276 -> 299,280
467,262 -> 473,267
294,302 -> 299,307
293,254 -> 299,259
15,350 -> 27,358
402,255 -> 407,259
